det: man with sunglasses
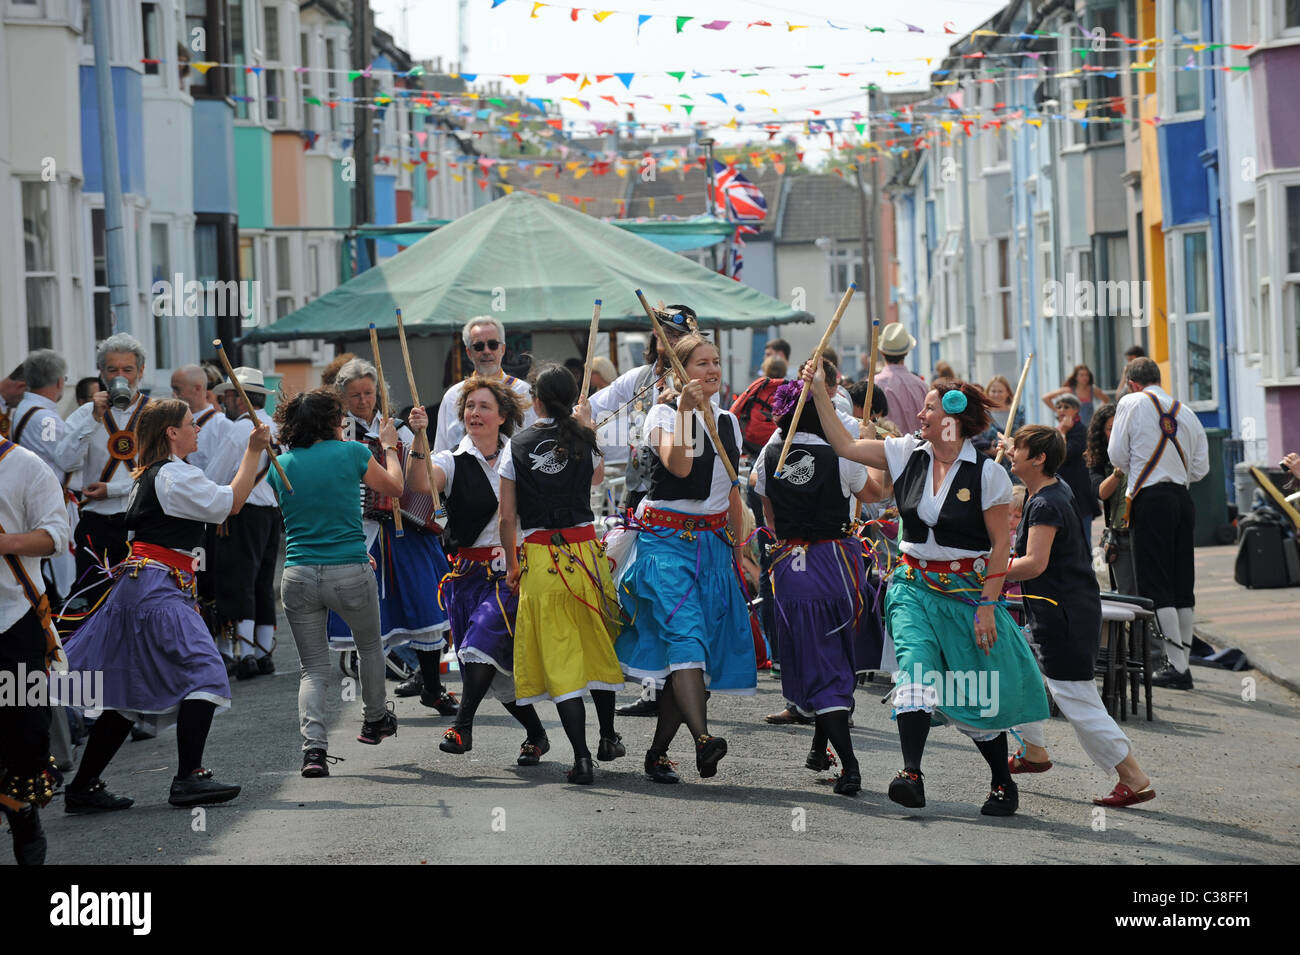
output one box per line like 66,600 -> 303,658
434,317 -> 534,455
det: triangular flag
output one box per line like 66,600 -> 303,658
615,72 -> 634,89
667,71 -> 685,82
510,74 -> 530,84
675,16 -> 692,32
648,197 -> 656,215
702,20 -> 730,30
594,11 -> 613,22
531,3 -> 546,18
192,62 -> 216,74
637,14 -> 651,35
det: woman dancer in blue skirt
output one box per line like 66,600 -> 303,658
617,334 -> 757,784
807,364 -> 1049,816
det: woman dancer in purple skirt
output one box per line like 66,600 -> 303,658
753,374 -> 879,796
61,400 -> 270,812
430,376 -> 551,764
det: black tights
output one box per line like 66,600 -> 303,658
456,662 -> 545,739
814,711 -> 857,773
650,669 -> 709,753
894,710 -> 1011,786
974,733 -> 1012,787
553,690 -> 619,761
416,650 -> 446,698
70,700 -> 218,789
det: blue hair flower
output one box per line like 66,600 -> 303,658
941,390 -> 968,414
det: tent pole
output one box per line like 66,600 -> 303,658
610,330 -> 619,373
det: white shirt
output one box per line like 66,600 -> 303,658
345,412 -> 415,548
12,392 -> 65,478
140,457 -> 237,526
752,430 -> 868,499
432,435 -> 514,549
0,441 -> 72,631
638,401 -> 742,516
189,404 -> 231,474
883,433 -> 1011,561
434,373 -> 534,455
498,418 -> 599,539
53,392 -> 150,516
587,363 -> 663,457
1108,385 -> 1210,495
205,409 -> 280,508
833,387 -> 852,416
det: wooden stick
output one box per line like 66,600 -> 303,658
579,299 -> 602,398
212,340 -> 292,493
773,283 -> 857,477
634,289 -> 739,487
994,352 -> 1035,464
394,309 -> 444,517
860,318 -> 881,430
369,324 -> 404,538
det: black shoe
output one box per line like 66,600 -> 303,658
222,652 -> 237,676
301,748 -> 340,778
1151,663 -> 1194,690
65,779 -> 134,814
981,780 -> 1019,817
805,747 -> 836,772
129,721 -> 156,742
236,655 -> 260,680
615,697 -> 658,717
169,769 -> 241,807
419,689 -> 459,716
394,671 -> 425,698
596,733 -> 626,762
439,725 -> 472,754
888,768 -> 926,809
358,702 -> 398,744
5,806 -> 47,865
257,655 -> 275,676
695,734 -> 727,779
518,735 -> 550,766
567,756 -> 594,785
834,769 -> 862,797
644,749 -> 680,784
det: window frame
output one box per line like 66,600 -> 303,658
20,180 -> 59,353
1165,226 -> 1219,410
1159,0 -> 1206,120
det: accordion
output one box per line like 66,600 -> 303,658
359,440 -> 443,534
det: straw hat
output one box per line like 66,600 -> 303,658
878,322 -> 917,357
213,366 -> 272,396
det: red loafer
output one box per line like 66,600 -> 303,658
1093,783 -> 1157,807
1008,755 -> 1053,774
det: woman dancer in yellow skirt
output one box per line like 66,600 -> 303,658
499,365 -> 625,785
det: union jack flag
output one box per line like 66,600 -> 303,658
730,224 -> 758,281
711,160 -> 768,222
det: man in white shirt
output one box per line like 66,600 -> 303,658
208,367 -> 281,679
12,351 -> 73,602
1108,357 -> 1210,690
0,437 -> 72,865
434,317 -> 534,454
52,334 -> 151,614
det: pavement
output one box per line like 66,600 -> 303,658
1191,545 -> 1300,695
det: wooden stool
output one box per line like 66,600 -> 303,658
1098,601 -> 1135,719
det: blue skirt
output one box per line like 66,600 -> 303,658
328,522 -> 450,652
615,515 -> 756,695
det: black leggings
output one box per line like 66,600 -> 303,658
455,662 -> 545,739
70,700 -> 218,789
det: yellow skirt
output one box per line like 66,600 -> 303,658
513,538 -> 626,705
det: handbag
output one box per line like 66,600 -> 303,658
1099,525 -> 1128,564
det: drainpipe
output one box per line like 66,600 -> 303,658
90,0 -> 130,333
960,130 -> 976,379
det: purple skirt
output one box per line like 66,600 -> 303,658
771,540 -> 864,715
853,574 -> 887,672
61,563 -> 231,725
443,560 -> 519,698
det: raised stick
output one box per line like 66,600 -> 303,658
773,283 -> 857,477
369,323 -> 404,538
859,318 -> 881,430
994,352 -> 1035,464
212,340 -> 291,493
393,309 -> 444,517
579,299 -> 602,397
634,289 -> 739,487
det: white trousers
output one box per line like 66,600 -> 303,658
1014,677 -> 1131,773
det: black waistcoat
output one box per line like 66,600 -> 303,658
125,462 -> 207,552
762,441 -> 850,540
894,447 -> 991,551
509,424 -> 595,530
444,449 -> 499,551
649,408 -> 740,503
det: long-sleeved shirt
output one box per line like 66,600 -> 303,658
205,409 -> 279,508
189,404 -> 231,474
874,362 -> 928,433
1108,385 -> 1210,496
0,440 -> 72,631
11,392 -> 65,478
53,392 -> 151,516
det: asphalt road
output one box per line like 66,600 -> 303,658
19,643 -> 1300,865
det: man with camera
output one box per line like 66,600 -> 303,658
53,334 -> 151,615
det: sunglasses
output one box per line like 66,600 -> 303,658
471,340 -> 503,352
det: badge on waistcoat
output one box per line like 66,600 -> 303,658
108,430 -> 137,461
956,487 -> 971,503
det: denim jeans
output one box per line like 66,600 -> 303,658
281,562 -> 387,750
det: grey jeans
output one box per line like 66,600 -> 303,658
281,562 -> 387,750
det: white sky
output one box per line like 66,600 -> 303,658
370,0 -> 1006,158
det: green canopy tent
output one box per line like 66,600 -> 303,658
238,191 -> 809,345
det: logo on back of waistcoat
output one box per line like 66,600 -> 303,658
780,449 -> 816,486
528,439 -> 567,475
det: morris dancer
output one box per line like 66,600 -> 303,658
616,334 -> 756,785
753,377 -> 880,796
61,400 -> 270,811
499,365 -> 625,785
332,358 -> 455,713
807,366 -> 1049,816
430,375 -> 550,764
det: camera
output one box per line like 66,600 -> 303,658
107,376 -> 133,411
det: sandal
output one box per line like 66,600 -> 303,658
1008,755 -> 1052,774
1093,783 -> 1157,808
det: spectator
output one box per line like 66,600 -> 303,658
1124,345 -> 1146,361
931,360 -> 956,384
1043,364 -> 1109,426
589,356 -> 616,392
0,363 -> 25,439
563,357 -> 586,386
320,352 -> 357,389
1108,357 -> 1209,690
75,377 -> 100,406
1087,404 -> 1135,595
1052,394 -> 1099,534
974,375 -> 1024,460
1283,451 -> 1300,486
764,338 -> 791,365
874,323 -> 928,431
823,347 -> 854,414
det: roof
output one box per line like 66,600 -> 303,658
775,173 -> 867,244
